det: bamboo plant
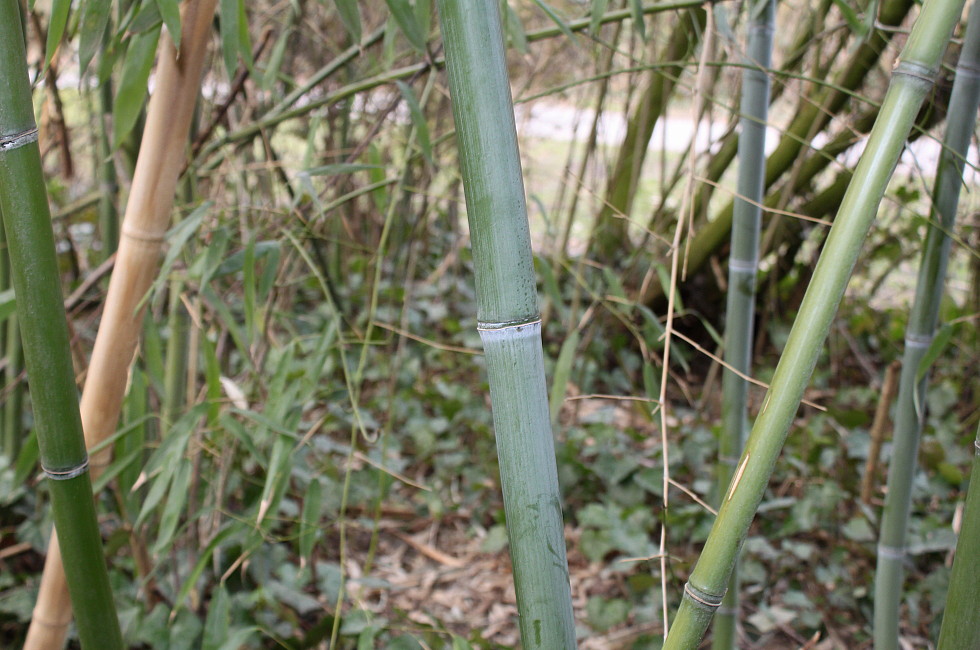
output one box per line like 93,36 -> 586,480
0,1 -> 124,647
436,0 -> 577,646
936,423 -> 980,649
874,1 -> 980,646
24,1 -> 218,647
712,1 -> 775,647
662,0 -> 965,644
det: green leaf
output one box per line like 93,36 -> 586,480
0,288 -> 15,323
829,0 -> 865,36
202,584 -> 231,650
630,0 -> 646,40
385,0 -> 427,53
332,0 -> 362,43
78,0 -> 112,78
590,0 -> 609,35
155,0 -> 182,49
304,163 -> 384,176
916,323 -> 954,384
549,330 -> 580,425
45,0 -> 72,70
501,1 -> 528,53
531,0 -> 575,41
396,81 -> 433,167
113,27 -> 161,148
298,478 -> 323,562
219,0 -> 241,78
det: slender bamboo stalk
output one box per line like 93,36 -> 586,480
712,1 -> 775,647
23,1 -> 218,647
937,424 -> 980,649
662,0 -> 965,645
436,0 -> 577,646
874,2 -> 980,646
640,0 -> 916,306
0,1 -> 124,647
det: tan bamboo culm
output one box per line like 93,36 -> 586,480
24,1 -> 218,647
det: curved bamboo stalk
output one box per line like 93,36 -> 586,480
23,1 -> 218,648
436,0 -> 577,646
712,1 -> 775,648
662,0 -> 965,644
874,2 -> 980,646
0,1 -> 123,647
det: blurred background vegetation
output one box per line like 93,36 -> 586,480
0,0 -> 977,647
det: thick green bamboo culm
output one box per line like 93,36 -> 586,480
0,1 -> 124,647
937,423 -> 980,649
874,1 -> 980,646
436,0 -> 577,647
712,1 -> 775,648
662,0 -> 965,645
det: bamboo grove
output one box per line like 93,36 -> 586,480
0,0 -> 976,647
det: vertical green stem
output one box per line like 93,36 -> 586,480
712,1 -> 775,647
874,2 -> 980,646
663,0 -> 964,645
436,0 -> 577,647
0,1 -> 123,647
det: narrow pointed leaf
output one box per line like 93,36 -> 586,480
386,0 -> 428,53
113,27 -> 162,148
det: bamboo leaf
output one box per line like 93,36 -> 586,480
385,0 -> 428,53
174,523 -> 245,612
915,323 -> 954,384
44,0 -> 71,69
260,24 -> 290,90
590,0 -> 609,35
332,0 -> 362,43
305,163 -> 384,176
220,0 -> 241,77
202,584 -> 231,650
501,1 -> 528,53
298,478 -> 323,563
531,0 -> 575,42
237,0 -> 253,70
155,0 -> 182,49
549,330 -> 580,425
629,0 -> 646,40
396,80 -> 433,167
128,1 -> 163,34
113,27 -> 161,148
152,459 -> 191,556
78,0 -> 112,77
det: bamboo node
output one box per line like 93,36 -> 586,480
121,225 -> 166,244
683,581 -> 726,611
728,258 -> 758,274
0,126 -> 39,151
891,60 -> 937,86
41,458 -> 90,481
477,318 -> 542,332
956,59 -> 980,80
905,332 -> 933,349
974,439 -> 979,456
877,543 -> 906,561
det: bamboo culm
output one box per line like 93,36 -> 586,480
436,0 -> 577,646
662,0 -> 966,645
874,1 -> 980,646
712,1 -> 775,648
0,1 -> 124,647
